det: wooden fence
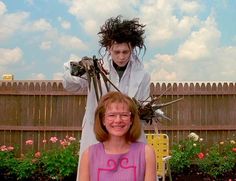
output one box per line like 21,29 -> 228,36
0,80 -> 236,154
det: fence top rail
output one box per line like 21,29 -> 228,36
0,80 -> 86,95
0,80 -> 236,95
150,82 -> 236,95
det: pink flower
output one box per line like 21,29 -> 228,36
0,145 -> 7,151
50,136 -> 58,143
232,148 -> 236,152
25,140 -> 33,145
197,152 -> 205,159
60,140 -> 67,146
35,151 -> 41,158
69,136 -> 76,141
7,146 -> 14,151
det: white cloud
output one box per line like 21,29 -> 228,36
58,17 -> 71,29
24,18 -> 52,32
58,35 -> 87,50
40,41 -> 52,50
62,0 -> 201,46
68,0 -> 125,18
212,46 -> 236,80
65,0 -> 138,36
68,54 -> 81,61
151,68 -> 177,82
144,54 -> 176,82
0,10 -> 29,41
84,19 -> 97,35
0,1 -> 7,15
0,66 -> 7,78
61,20 -> 71,29
0,48 -> 23,65
144,54 -> 173,72
176,16 -> 221,61
177,16 -> 200,36
179,0 -> 202,14
155,54 -> 174,64
30,73 -> 46,80
145,14 -> 224,81
53,72 -> 63,80
140,0 -> 201,46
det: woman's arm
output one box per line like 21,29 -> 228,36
79,148 -> 90,181
144,144 -> 157,181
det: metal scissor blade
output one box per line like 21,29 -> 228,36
99,70 -> 120,92
152,97 -> 184,109
92,76 -> 100,102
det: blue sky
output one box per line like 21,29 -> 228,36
0,0 -> 236,83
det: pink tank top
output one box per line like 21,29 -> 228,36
89,142 -> 146,181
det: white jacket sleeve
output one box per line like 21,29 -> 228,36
135,71 -> 151,101
62,60 -> 88,92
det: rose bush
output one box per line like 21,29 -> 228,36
170,132 -> 202,173
196,140 -> 236,178
170,132 -> 236,179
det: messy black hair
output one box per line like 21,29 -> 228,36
98,15 -> 146,56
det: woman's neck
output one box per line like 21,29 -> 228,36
103,138 -> 131,154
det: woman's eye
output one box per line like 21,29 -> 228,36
121,114 -> 128,117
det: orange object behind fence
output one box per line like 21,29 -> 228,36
2,74 -> 14,80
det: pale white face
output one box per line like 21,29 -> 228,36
109,42 -> 132,67
104,102 -> 132,138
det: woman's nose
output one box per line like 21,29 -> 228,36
114,115 -> 122,122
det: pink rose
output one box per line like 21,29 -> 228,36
7,146 -> 14,151
50,136 -> 58,143
25,140 -> 33,145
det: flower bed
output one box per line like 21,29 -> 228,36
0,136 -> 79,180
1,132 -> 236,180
169,132 -> 236,180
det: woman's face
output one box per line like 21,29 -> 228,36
109,42 -> 132,67
104,102 -> 132,138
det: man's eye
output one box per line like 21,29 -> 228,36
113,51 -> 129,54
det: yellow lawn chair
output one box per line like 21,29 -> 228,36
146,133 -> 172,181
